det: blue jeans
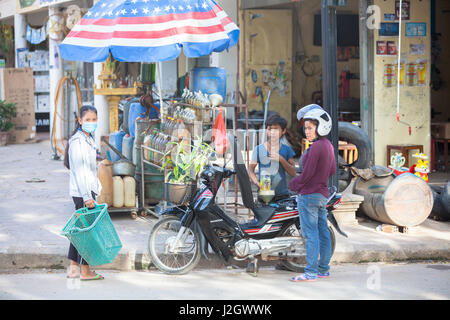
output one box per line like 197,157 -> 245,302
297,194 -> 332,276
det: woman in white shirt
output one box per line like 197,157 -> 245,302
64,105 -> 103,281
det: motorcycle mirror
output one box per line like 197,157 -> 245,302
208,152 -> 217,162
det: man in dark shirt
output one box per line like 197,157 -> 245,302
288,108 -> 336,282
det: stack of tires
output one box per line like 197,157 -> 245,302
337,121 -> 372,192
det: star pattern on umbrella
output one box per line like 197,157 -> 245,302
86,0 -> 218,19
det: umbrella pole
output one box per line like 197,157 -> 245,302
157,61 -> 164,123
156,61 -> 167,211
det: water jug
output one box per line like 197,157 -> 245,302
129,103 -> 147,138
122,134 -> 134,161
123,176 -> 136,207
108,131 -> 126,162
113,176 -> 124,208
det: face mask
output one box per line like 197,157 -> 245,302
82,122 -> 98,133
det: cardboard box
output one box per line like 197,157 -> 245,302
431,122 -> 450,139
0,68 -> 36,144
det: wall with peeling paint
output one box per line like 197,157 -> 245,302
373,0 -> 431,166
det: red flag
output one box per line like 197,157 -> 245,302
212,109 -> 229,155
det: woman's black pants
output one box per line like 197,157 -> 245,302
67,191 -> 96,265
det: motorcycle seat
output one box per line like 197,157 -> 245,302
240,206 -> 276,229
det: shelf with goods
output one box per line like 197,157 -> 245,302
30,51 -> 50,131
138,95 -> 251,217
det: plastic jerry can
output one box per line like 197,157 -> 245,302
128,103 -> 147,138
123,176 -> 136,207
108,131 -> 126,162
112,176 -> 124,208
97,160 -> 114,206
122,134 -> 134,161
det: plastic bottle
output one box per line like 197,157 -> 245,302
152,131 -> 159,163
156,132 -> 163,164
148,130 -> 156,162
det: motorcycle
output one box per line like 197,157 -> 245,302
147,136 -> 347,275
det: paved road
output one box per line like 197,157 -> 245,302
0,262 -> 449,300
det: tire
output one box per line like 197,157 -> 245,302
441,182 -> 450,217
338,121 -> 372,169
430,182 -> 450,221
148,216 -> 201,275
279,220 -> 336,273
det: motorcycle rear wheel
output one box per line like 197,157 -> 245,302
148,216 -> 201,275
279,221 -> 336,273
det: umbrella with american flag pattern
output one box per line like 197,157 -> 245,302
59,0 -> 239,62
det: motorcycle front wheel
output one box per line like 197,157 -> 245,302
279,220 -> 336,273
148,216 -> 201,275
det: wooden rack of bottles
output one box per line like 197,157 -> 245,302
139,101 -> 251,218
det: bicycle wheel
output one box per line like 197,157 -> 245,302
148,216 -> 201,275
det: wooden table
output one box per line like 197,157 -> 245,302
339,141 -> 358,164
302,139 -> 358,164
386,144 -> 423,168
433,138 -> 450,172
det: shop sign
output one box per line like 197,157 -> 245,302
16,0 -> 71,13
16,0 -> 40,14
39,0 -> 72,7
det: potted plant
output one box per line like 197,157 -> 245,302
161,137 -> 214,204
0,100 -> 17,146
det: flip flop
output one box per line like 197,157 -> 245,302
290,274 -> 317,282
80,274 -> 104,281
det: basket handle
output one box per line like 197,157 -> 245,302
75,200 -> 100,228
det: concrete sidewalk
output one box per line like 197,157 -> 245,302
0,139 -> 449,271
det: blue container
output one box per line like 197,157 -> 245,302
107,130 -> 126,162
122,134 -> 134,161
122,97 -> 140,135
128,103 -> 147,138
189,67 -> 227,100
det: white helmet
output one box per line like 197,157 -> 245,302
296,104 -> 323,121
303,109 -> 332,137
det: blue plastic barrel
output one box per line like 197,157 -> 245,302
107,130 -> 126,162
189,67 -> 226,100
128,102 -> 147,138
122,134 -> 134,161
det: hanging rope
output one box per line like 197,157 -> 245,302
51,76 -> 82,156
395,0 -> 412,135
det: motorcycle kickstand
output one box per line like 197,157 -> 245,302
249,256 -> 259,277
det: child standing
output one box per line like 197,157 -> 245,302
248,114 -> 296,201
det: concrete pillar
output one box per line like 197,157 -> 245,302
93,62 -> 109,148
48,6 -> 64,150
13,14 -> 27,68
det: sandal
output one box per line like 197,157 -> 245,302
290,273 -> 317,282
81,273 -> 104,281
318,272 -> 330,279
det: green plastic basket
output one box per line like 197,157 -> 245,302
61,203 -> 122,266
